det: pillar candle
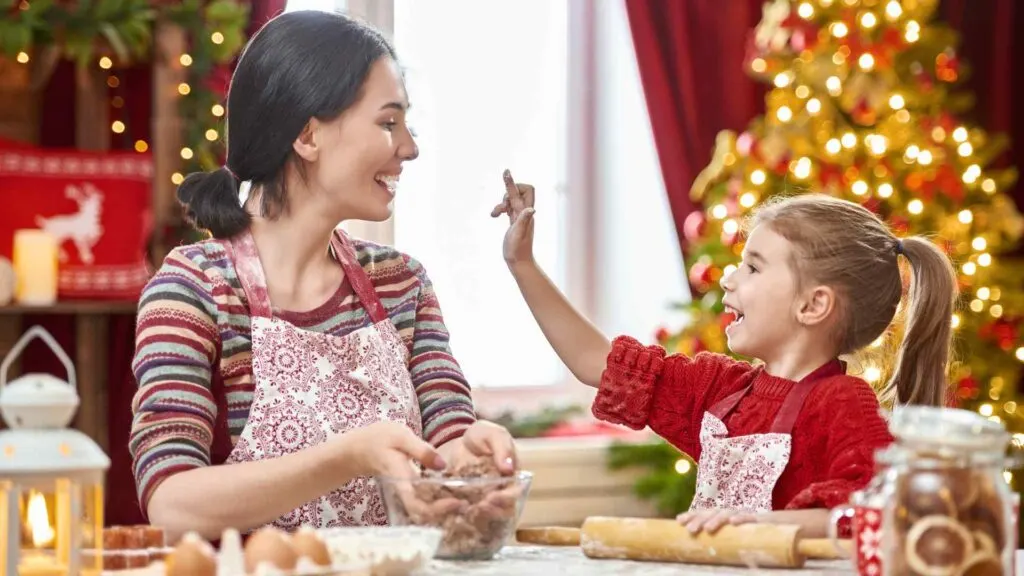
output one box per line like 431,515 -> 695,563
12,230 -> 58,306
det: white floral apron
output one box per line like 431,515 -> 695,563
690,360 -> 844,512
225,229 -> 422,530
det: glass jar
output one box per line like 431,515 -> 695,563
882,406 -> 1014,576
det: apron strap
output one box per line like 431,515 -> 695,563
769,359 -> 846,434
227,230 -> 274,318
330,230 -> 389,324
707,369 -> 761,420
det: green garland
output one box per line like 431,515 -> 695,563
0,0 -> 248,191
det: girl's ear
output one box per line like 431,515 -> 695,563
796,285 -> 836,326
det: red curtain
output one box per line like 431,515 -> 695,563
623,0 -> 767,257
628,0 -> 1024,255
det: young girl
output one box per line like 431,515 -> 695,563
491,170 -> 958,538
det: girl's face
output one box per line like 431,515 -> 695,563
719,225 -> 804,362
301,57 -> 418,222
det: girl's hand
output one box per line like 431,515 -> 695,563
440,420 -> 518,475
677,508 -> 760,534
490,169 -> 536,266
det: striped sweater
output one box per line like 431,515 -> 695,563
129,235 -> 477,511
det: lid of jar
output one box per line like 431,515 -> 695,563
888,406 -> 1009,452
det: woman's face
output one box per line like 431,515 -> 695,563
303,57 -> 418,222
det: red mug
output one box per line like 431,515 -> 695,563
829,491 -> 883,576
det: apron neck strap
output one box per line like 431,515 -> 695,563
769,359 -> 846,434
329,230 -> 389,324
708,359 -> 846,434
227,228 -> 389,324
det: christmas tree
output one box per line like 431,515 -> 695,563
614,0 -> 1023,514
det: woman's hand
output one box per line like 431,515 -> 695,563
676,508 -> 760,534
490,169 -> 536,266
341,421 -> 447,479
439,420 -> 518,475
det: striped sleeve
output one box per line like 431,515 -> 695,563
129,248 -> 220,514
403,255 -> 477,446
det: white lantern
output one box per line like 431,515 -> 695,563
0,326 -> 110,576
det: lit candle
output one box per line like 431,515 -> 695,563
12,230 -> 58,306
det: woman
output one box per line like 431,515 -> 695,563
129,10 -> 516,543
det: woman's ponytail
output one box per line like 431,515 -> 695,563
176,166 -> 250,239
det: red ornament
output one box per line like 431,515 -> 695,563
683,211 -> 707,243
689,261 -> 714,288
654,327 -> 671,343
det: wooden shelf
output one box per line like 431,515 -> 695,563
0,301 -> 138,315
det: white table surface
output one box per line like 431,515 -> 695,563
426,545 -> 855,575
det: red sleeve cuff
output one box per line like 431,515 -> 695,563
591,336 -> 666,430
785,480 -> 864,511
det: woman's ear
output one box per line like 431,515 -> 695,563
292,118 -> 320,162
796,285 -> 836,326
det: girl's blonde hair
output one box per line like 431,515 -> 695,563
749,194 -> 958,407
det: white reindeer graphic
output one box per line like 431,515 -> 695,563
35,183 -> 105,265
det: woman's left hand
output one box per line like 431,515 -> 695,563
440,420 -> 518,475
677,508 -> 760,534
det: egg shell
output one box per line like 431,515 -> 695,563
244,527 -> 299,573
166,533 -> 217,576
291,528 -> 332,567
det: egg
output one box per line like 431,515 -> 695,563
166,532 -> 217,576
244,526 -> 299,573
291,527 -> 332,566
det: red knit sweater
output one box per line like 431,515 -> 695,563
593,336 -> 894,510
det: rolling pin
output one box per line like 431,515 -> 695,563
516,518 -> 853,568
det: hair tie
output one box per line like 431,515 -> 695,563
895,240 -> 905,256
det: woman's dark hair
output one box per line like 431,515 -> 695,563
176,11 -> 397,238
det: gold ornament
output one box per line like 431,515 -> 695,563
691,131 -> 737,201
753,0 -> 793,54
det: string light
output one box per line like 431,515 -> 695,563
952,126 -> 969,142
860,12 -> 878,29
1016,347 -> 1024,362
797,2 -> 814,18
205,129 -> 219,141
751,58 -> 767,73
963,165 -> 981,184
990,305 -> 1004,318
905,21 -> 921,42
98,56 -> 113,70
889,94 -> 905,110
740,193 -> 758,208
171,172 -> 184,185
904,145 -> 920,161
794,85 -> 810,99
951,314 -> 961,329
978,253 -> 992,267
111,121 -> 125,134
674,459 -> 692,474
977,287 -> 991,300
957,142 -> 973,157
932,126 -> 947,142
750,169 -> 767,186
908,199 -> 924,215
858,53 -> 875,71
958,209 -> 973,224
826,76 -> 842,96
963,262 -> 978,276
885,0 -> 903,20
711,204 -> 728,219
866,134 -> 888,156
831,22 -> 849,38
211,32 -> 225,44
212,104 -> 226,117
134,140 -> 148,153
852,180 -> 868,196
806,98 -> 822,114
972,237 -> 987,251
979,404 -> 994,417
178,83 -> 191,96
877,183 -> 894,198
981,178 -> 996,194
179,54 -> 193,67
776,106 -> 793,122
793,157 -> 812,179
723,219 -> 740,235
825,138 -> 841,155
774,73 -> 791,88
864,366 -> 882,382
841,132 -> 857,149
180,147 -> 194,160
917,150 -> 933,165
16,51 -> 29,64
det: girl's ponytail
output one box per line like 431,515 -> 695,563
880,236 -> 959,407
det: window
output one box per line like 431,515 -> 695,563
392,0 -> 570,388
298,0 -> 688,402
